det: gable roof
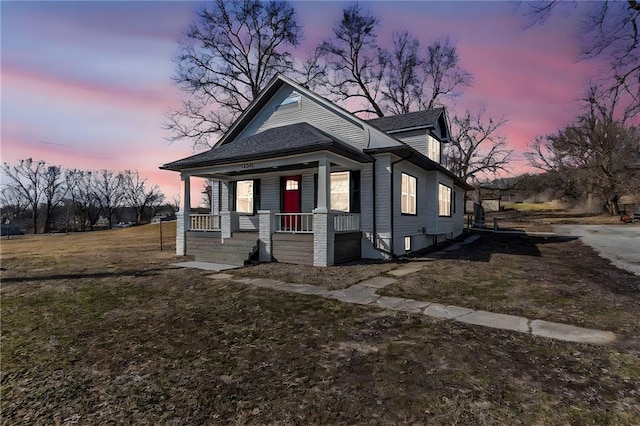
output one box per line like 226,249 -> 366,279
161,122 -> 374,171
366,109 -> 445,133
215,74 -> 405,149
161,74 -> 469,189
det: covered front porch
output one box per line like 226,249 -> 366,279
177,150 -> 371,266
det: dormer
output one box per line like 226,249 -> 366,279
367,108 -> 451,164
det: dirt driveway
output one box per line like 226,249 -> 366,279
554,224 -> 640,276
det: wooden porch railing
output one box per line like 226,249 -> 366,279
333,213 -> 360,233
275,213 -> 314,233
189,214 -> 220,231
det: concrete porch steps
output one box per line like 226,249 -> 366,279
195,232 -> 258,266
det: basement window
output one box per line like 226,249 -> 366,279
404,236 -> 411,252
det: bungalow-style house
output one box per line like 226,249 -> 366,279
161,75 -> 472,266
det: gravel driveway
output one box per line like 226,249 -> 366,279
554,224 -> 640,276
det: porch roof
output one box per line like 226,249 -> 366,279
160,122 -> 375,172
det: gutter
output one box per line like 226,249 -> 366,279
387,153 -> 413,258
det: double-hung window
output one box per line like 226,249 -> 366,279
438,183 -> 452,216
401,173 -> 417,215
236,180 -> 254,214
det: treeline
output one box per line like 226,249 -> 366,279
1,158 -> 168,234
524,84 -> 640,214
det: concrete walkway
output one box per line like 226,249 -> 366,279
172,261 -> 240,272
205,235 -> 617,345
555,224 -> 640,276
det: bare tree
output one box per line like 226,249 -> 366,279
167,0 -> 302,149
121,170 -> 165,224
94,170 -> 124,228
41,165 -> 68,233
66,170 -> 101,231
382,34 -> 472,114
445,106 -> 512,183
526,83 -> 640,214
382,31 -> 423,115
524,1 -> 639,119
0,186 -> 29,221
1,158 -> 47,233
318,3 -> 388,117
421,37 -> 473,109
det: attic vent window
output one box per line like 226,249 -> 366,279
276,92 -> 301,111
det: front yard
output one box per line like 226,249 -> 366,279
1,222 -> 639,424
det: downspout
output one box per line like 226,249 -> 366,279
388,154 -> 413,258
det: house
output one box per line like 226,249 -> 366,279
161,75 -> 473,267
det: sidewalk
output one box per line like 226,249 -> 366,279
209,235 -> 617,345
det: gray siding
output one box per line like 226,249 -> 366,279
301,173 -> 315,212
238,214 -> 258,230
434,173 -> 454,236
393,161 -> 430,255
395,129 -> 427,155
453,187 -> 465,237
261,176 -> 280,211
272,233 -> 314,265
372,155 -> 392,257
238,86 -> 368,150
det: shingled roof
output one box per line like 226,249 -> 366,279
366,108 -> 444,133
161,122 -> 374,171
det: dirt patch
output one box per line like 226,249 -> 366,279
486,210 -> 624,233
382,233 -> 640,336
2,223 -> 640,423
232,261 -> 398,290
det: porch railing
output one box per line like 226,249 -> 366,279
333,213 -> 360,233
189,214 -> 220,231
276,213 -> 313,233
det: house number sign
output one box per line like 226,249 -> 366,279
240,163 -> 254,169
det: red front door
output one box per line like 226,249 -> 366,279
282,176 -> 301,229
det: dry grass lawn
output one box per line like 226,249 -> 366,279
2,221 -> 639,424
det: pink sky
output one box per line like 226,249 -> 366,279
1,1 -> 607,204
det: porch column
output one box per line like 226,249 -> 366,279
220,181 -> 239,239
211,179 -> 220,215
176,173 -> 191,256
316,157 -> 331,212
258,210 -> 275,262
313,209 -> 334,266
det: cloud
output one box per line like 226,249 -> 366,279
3,63 -> 180,112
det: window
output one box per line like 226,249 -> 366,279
401,173 -> 417,215
439,184 -> 452,216
404,236 -> 411,252
236,180 -> 254,213
276,91 -> 301,111
427,135 -> 441,163
285,179 -> 298,190
331,171 -> 350,212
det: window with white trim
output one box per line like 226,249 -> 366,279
236,180 -> 254,213
427,135 -> 441,163
439,183 -> 452,216
404,236 -> 411,252
401,173 -> 417,215
330,171 -> 350,212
